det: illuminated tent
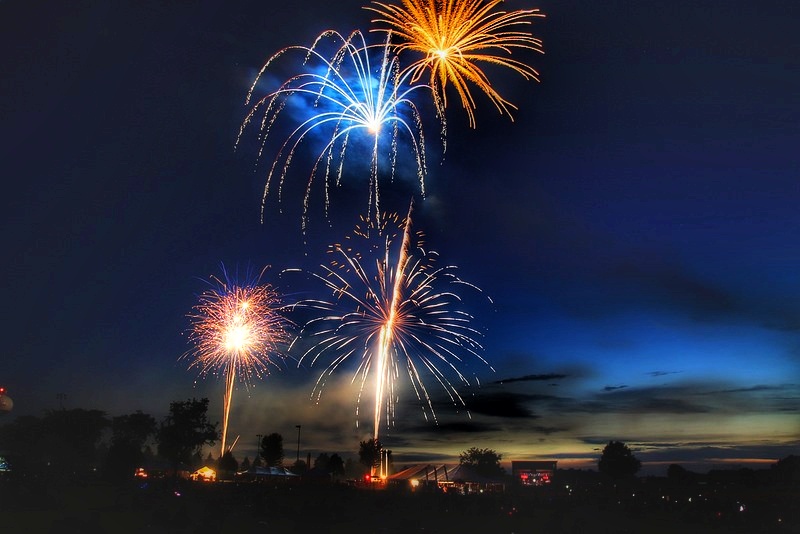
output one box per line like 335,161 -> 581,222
389,464 -> 449,484
389,464 -> 505,493
191,465 -> 217,481
234,466 -> 300,482
250,466 -> 298,477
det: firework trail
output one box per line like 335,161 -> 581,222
237,30 -> 429,230
366,0 -> 545,129
287,202 -> 493,441
184,268 -> 292,456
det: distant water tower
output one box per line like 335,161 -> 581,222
0,387 -> 13,415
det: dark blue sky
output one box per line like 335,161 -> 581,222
2,0 -> 798,473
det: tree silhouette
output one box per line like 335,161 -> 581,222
598,441 -> 641,479
291,458 -> 308,475
218,451 -> 238,478
156,398 -> 217,472
772,454 -> 800,485
667,463 -> 687,480
314,452 -> 330,470
261,432 -> 284,467
328,453 -> 345,478
358,438 -> 381,473
344,457 -> 359,478
240,456 -> 251,472
104,410 -> 156,481
0,415 -> 47,473
459,447 -> 505,478
0,410 -> 108,476
48,409 -> 110,472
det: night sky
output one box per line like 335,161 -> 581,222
2,0 -> 798,474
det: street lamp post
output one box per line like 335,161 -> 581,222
256,434 -> 263,463
295,425 -> 301,463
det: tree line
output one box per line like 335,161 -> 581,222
14,404 -> 784,487
0,398 -> 218,481
0,400 -> 407,482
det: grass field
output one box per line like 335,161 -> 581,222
2,476 -> 797,533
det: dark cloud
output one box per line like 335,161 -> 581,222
466,392 -> 535,418
647,370 -> 682,377
526,424 -> 569,435
407,420 -> 498,436
564,381 -> 800,417
553,253 -> 800,333
548,253 -> 739,323
548,451 -> 603,461
631,441 -> 800,465
455,381 -> 798,446
568,438 -> 800,474
613,261 -> 736,315
390,451 -> 453,464
491,373 -> 568,385
635,398 -> 711,414
578,436 -> 619,447
603,260 -> 800,332
578,385 -> 713,414
708,384 -> 793,394
755,302 -> 800,332
698,383 -> 800,412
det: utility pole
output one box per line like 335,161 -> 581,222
295,425 -> 301,462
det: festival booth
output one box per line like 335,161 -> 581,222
388,464 -> 505,494
190,465 -> 217,482
235,466 -> 300,483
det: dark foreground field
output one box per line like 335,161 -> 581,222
2,477 -> 797,533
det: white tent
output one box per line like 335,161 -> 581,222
389,464 -> 506,493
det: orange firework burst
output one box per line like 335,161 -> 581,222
366,0 -> 545,128
185,270 -> 292,455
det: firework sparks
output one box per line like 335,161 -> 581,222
366,0 -> 545,128
184,269 -> 292,456
237,30 -> 428,230
288,202 -> 493,441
